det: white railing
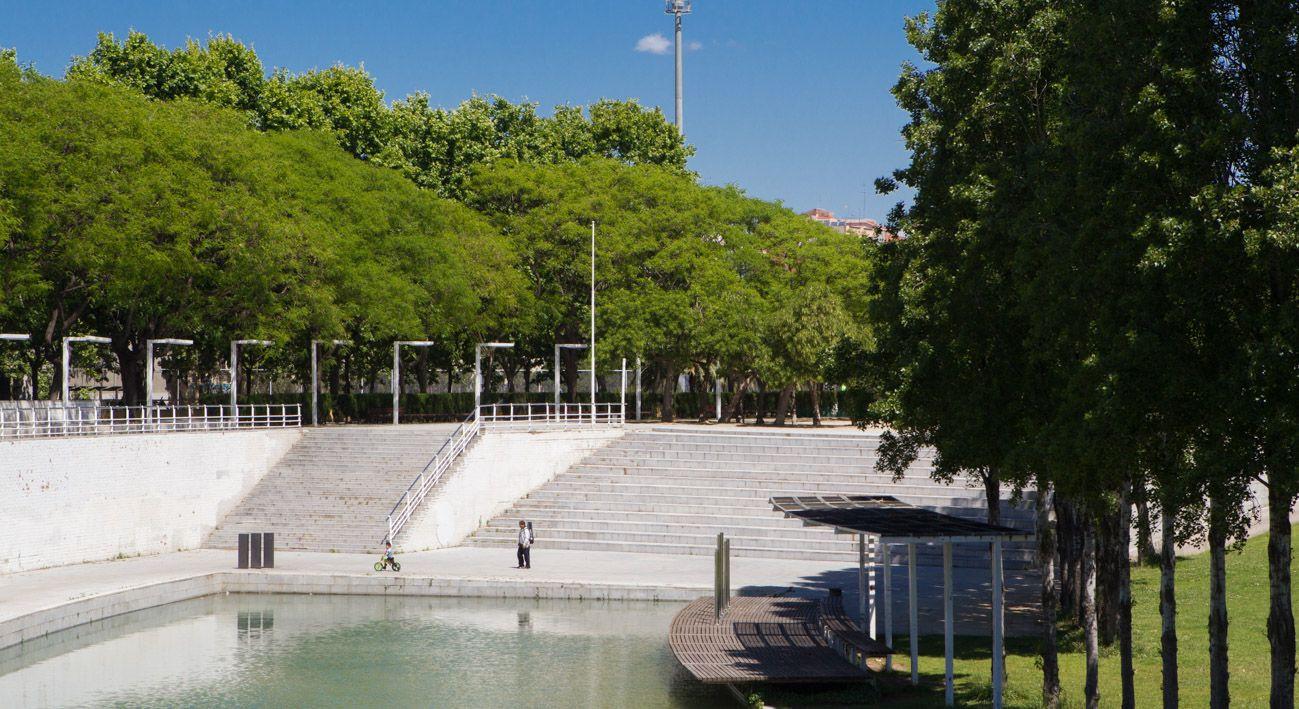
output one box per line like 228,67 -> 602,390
0,403 -> 302,438
477,402 -> 625,428
385,411 -> 482,544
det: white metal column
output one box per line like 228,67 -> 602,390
882,540 -> 893,670
858,534 -> 866,626
635,356 -> 642,421
944,542 -> 954,707
868,534 -> 877,638
992,539 -> 1004,709
908,542 -> 919,686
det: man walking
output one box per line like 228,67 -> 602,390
516,520 -> 532,569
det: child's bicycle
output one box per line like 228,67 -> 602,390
374,556 -> 401,572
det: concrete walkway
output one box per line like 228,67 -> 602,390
0,545 -> 1040,653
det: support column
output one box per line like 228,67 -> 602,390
635,356 -> 642,421
944,542 -> 954,707
869,534 -> 877,639
310,342 -> 318,426
883,540 -> 893,671
909,542 -> 919,686
992,538 -> 1004,709
858,534 -> 867,626
392,343 -> 400,425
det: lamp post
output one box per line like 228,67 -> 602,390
393,341 -> 436,425
312,339 -> 350,426
145,338 -> 193,420
1,334 -> 31,401
62,336 -> 112,402
475,342 -> 514,417
230,339 -> 273,411
553,344 -> 588,413
590,220 -> 597,423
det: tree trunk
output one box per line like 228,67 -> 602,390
112,338 -> 147,405
1098,503 -> 1123,646
1084,519 -> 1100,709
416,348 -> 429,394
772,383 -> 795,426
1208,492 -> 1229,709
983,469 -> 1001,526
1119,479 -> 1135,709
754,379 -> 767,424
1268,483 -> 1296,709
660,362 -> 676,422
719,376 -> 748,423
809,380 -> 821,426
565,350 -> 580,402
30,352 -> 43,400
1136,488 -> 1158,565
1038,482 -> 1061,708
1160,500 -> 1178,709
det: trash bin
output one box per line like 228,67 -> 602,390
250,532 -> 263,569
263,532 -> 274,569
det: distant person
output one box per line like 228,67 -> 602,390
516,520 -> 533,569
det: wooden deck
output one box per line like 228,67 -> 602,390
669,595 -> 889,684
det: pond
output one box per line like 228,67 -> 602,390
0,594 -> 734,708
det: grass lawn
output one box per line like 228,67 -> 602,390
756,533 -> 1287,707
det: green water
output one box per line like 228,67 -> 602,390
0,594 -> 734,708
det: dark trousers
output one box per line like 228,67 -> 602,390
517,544 -> 531,568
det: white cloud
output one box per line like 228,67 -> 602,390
687,40 -> 703,51
635,33 -> 671,55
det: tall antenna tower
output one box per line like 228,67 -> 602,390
665,1 -> 692,136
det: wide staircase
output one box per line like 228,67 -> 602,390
467,427 -> 1037,568
205,425 -> 455,553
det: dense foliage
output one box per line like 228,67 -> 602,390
840,1 -> 1299,707
0,37 -> 869,419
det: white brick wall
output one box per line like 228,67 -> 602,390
401,428 -> 624,550
0,430 -> 300,573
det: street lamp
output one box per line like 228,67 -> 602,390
230,339 -> 273,410
554,343 -> 588,410
1,334 -> 30,401
475,342 -> 514,415
393,341 -> 436,425
311,339 -> 351,426
62,336 -> 112,402
145,338 -> 193,415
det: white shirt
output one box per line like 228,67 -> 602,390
517,527 -> 532,548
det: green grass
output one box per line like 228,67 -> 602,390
758,534 -> 1287,707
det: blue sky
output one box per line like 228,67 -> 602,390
1,1 -> 932,220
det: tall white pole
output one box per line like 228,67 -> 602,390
620,357 -> 627,424
229,341 -> 238,410
474,345 -> 482,414
635,356 -> 642,421
311,342 -> 319,426
61,338 -> 71,403
145,341 -> 155,411
392,343 -> 401,425
992,538 -> 1004,709
554,344 -> 561,413
883,540 -> 893,671
590,220 -> 596,423
944,542 -> 954,707
674,11 -> 683,134
909,542 -> 919,686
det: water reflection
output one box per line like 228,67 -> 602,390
0,595 -> 730,708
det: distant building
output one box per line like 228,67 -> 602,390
803,208 -> 898,242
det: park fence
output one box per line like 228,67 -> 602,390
0,403 -> 301,439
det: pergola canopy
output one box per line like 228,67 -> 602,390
770,494 -> 1034,544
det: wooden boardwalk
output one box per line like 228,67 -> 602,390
669,595 -> 888,684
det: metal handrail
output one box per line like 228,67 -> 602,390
477,401 -> 626,428
0,403 -> 301,438
384,411 -> 482,544
381,401 -> 627,545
